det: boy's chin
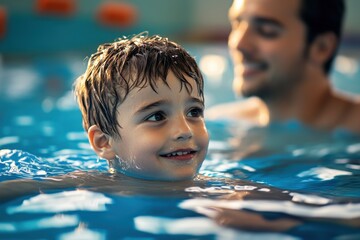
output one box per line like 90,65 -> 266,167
135,173 -> 196,182
114,168 -> 196,182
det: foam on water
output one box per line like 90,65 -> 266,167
0,215 -> 79,233
179,198 -> 360,219
134,216 -> 299,240
7,190 -> 113,214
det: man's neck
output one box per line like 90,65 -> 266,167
265,71 -> 331,124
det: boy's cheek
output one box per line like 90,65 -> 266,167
199,127 -> 210,149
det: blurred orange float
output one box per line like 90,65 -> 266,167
35,0 -> 76,16
0,6 -> 6,39
96,2 -> 137,27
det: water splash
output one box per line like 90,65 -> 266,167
0,149 -> 108,180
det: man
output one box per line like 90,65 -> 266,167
207,0 -> 360,134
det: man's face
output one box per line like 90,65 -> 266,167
109,71 -> 209,181
228,0 -> 309,99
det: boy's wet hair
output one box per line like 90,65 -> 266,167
74,33 -> 204,138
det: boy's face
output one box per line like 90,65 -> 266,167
109,71 -> 209,181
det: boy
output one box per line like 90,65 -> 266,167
74,33 -> 209,181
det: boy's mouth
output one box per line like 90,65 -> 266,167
160,150 -> 197,160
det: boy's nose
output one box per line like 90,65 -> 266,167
173,117 -> 192,141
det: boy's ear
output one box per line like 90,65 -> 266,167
88,125 -> 116,160
309,32 -> 337,66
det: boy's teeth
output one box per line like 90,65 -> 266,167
166,151 -> 190,157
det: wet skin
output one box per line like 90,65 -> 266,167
100,71 -> 209,181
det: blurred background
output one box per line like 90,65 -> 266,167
0,0 -> 360,155
0,0 -> 360,113
1,0 -> 360,55
0,0 -> 234,55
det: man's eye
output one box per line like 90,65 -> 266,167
257,24 -> 281,38
187,108 -> 204,118
145,112 -> 166,122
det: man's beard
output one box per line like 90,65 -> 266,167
238,71 -> 304,102
240,81 -> 280,101
237,60 -> 307,102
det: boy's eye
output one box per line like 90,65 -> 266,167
187,107 -> 204,118
145,112 -> 166,122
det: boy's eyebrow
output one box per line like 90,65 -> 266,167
134,97 -> 204,115
189,97 -> 205,107
135,100 -> 167,115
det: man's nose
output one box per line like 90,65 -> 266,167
229,22 -> 253,54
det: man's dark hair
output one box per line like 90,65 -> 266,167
299,0 -> 345,73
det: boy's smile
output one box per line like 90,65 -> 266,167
108,71 -> 209,181
160,149 -> 197,161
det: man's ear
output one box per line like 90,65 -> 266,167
88,125 -> 116,160
309,32 -> 337,66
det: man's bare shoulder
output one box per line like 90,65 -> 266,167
341,99 -> 360,133
329,91 -> 360,133
206,97 -> 268,125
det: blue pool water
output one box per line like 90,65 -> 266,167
1,46 -> 360,239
